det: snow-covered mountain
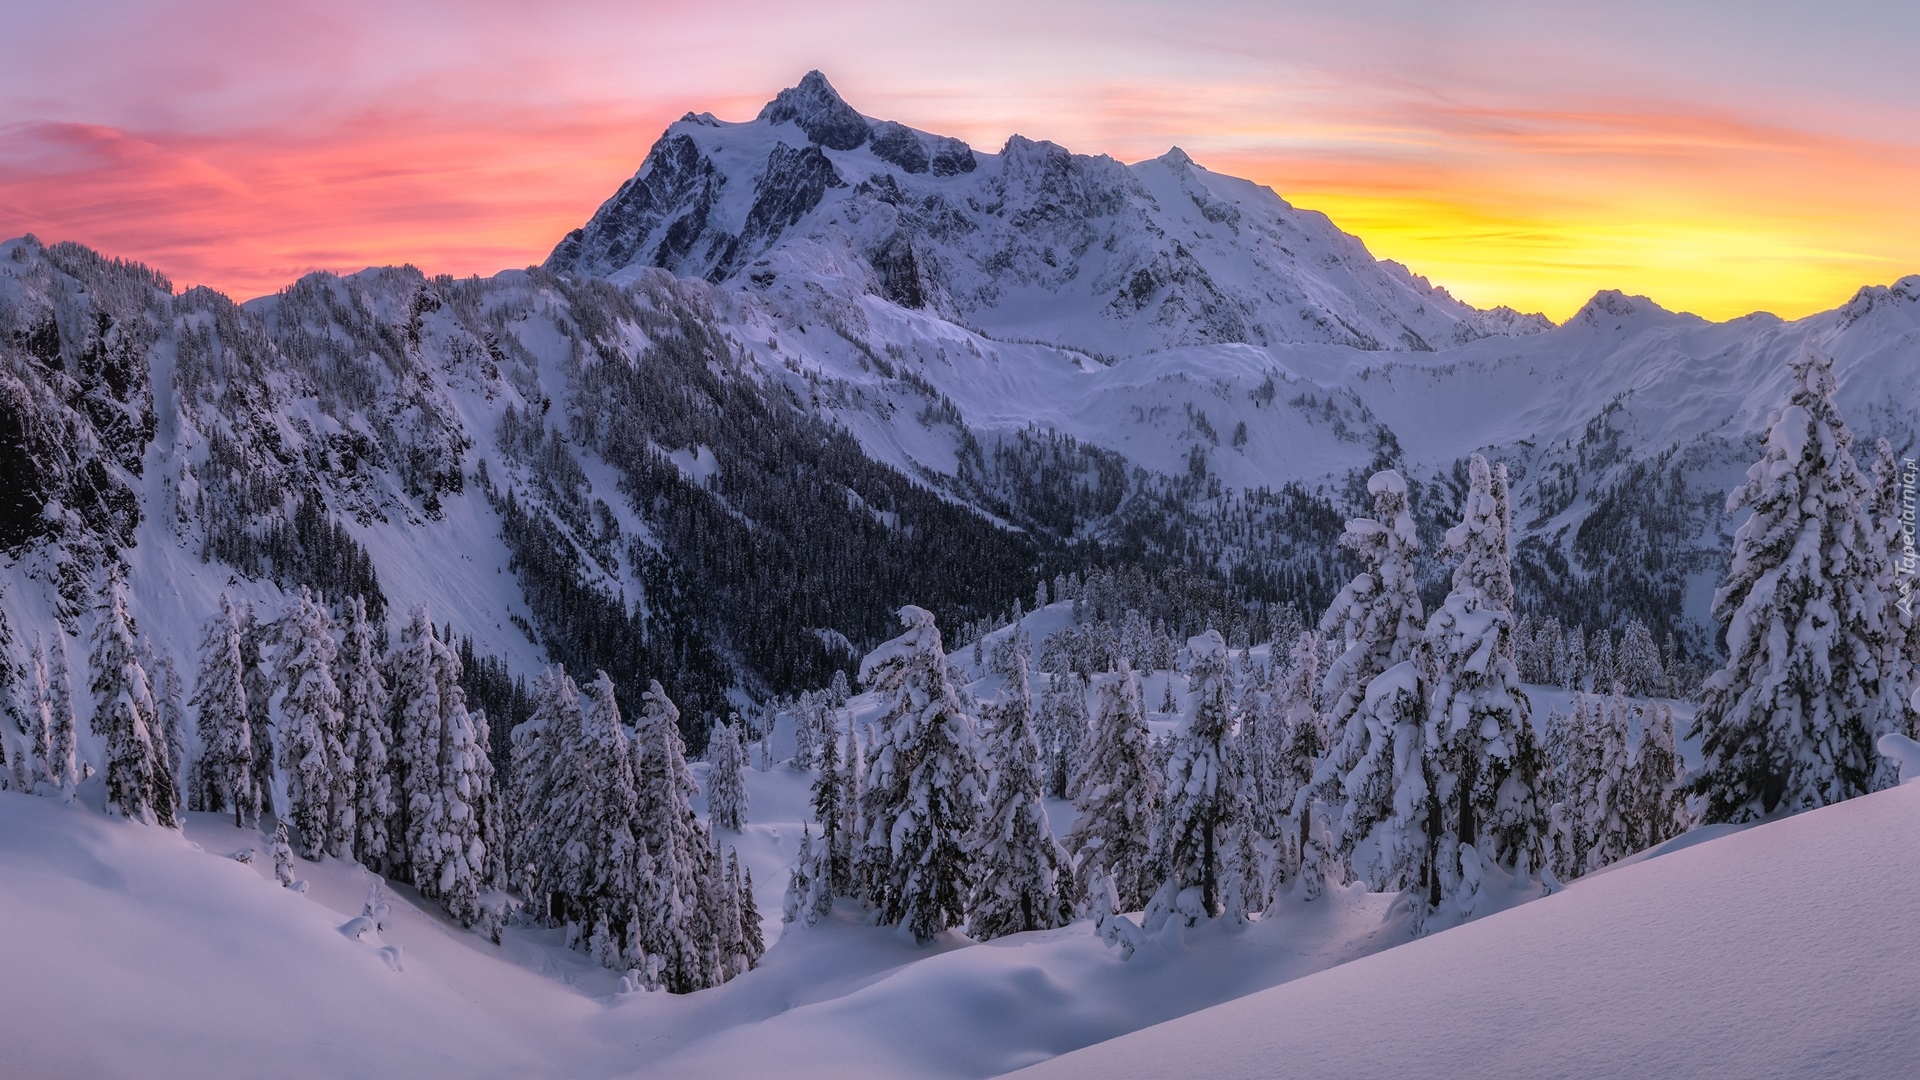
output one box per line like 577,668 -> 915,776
548,71 -> 1551,357
4,72 -> 1919,743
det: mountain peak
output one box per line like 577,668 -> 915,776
1574,289 -> 1667,324
757,70 -> 870,150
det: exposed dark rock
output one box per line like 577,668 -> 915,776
712,143 -> 846,281
869,121 -> 930,174
757,70 -> 870,151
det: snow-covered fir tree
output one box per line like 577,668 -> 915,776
44,633 -> 78,796
1690,349 -> 1895,822
725,849 -> 764,974
238,601 -> 278,820
1303,470 -> 1427,889
630,679 -> 713,991
0,599 -> 13,791
469,706 -> 505,897
1541,702 -> 1578,883
969,680 -> 1077,940
1564,626 -> 1587,692
190,594 -> 259,827
1037,673 -> 1089,800
1569,689 -> 1633,876
707,717 -> 748,831
272,819 -> 295,887
550,672 -> 640,945
854,606 -> 983,943
783,825 -> 833,927
793,690 -> 822,770
1446,454 -> 1514,610
1589,631 -> 1615,695
4,638 -> 39,793
1626,701 -> 1689,853
337,596 -> 392,867
809,701 -> 855,899
508,667 -> 579,913
1067,658 -> 1160,911
1145,631 -> 1252,927
1273,630 -> 1325,895
1868,439 -> 1919,785
390,607 -> 491,926
1617,619 -> 1664,698
89,566 -> 175,826
278,589 -> 344,859
1421,454 -> 1544,919
150,652 -> 189,819
735,853 -> 764,966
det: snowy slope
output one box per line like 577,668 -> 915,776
1011,780 -> 1920,1080
0,762 -> 1408,1080
7,744 -> 1911,1079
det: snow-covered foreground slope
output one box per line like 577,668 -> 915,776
1013,781 -> 1920,1080
0,763 -> 1409,1080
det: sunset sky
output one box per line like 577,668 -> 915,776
3,0 -> 1916,320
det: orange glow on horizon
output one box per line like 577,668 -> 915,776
4,10 -> 1917,324
0,111 -> 673,301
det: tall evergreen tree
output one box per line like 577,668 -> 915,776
1273,631 -> 1325,896
734,853 -> 765,970
190,595 -> 258,825
1626,701 -> 1690,853
1564,626 -> 1587,693
1690,350 -> 1892,822
1422,455 -> 1543,920
45,633 -> 78,797
1617,619 -> 1664,697
553,673 -> 640,939
1303,470 -> 1427,889
390,607 -> 490,926
854,606 -> 983,943
1145,631 -> 1251,927
3,631 -> 42,793
150,652 -> 189,818
1589,631 -> 1616,695
338,596 -> 393,866
809,702 -> 855,897
1037,673 -> 1089,800
793,691 -> 822,770
969,681 -> 1077,940
238,601 -> 278,820
631,679 -> 710,991
278,590 -> 343,859
508,667 -> 575,913
783,825 -> 833,927
707,717 -> 748,831
89,567 -> 175,826
1868,439 -> 1918,786
1067,658 -> 1160,911
1565,689 -> 1633,876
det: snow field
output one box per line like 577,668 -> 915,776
1014,780 -> 1920,1080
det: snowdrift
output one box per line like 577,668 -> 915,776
1011,780 -> 1920,1080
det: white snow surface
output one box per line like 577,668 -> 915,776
1013,780 -> 1920,1080
7,673 -> 1908,1080
0,763 -> 1409,1080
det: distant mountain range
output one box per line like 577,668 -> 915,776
3,71 -> 1916,737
